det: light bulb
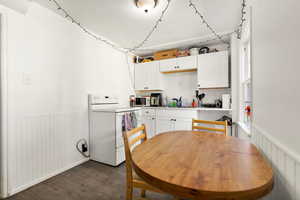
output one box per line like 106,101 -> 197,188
136,0 -> 158,13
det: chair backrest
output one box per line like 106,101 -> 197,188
192,119 -> 228,136
122,124 -> 148,181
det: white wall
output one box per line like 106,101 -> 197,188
238,0 -> 300,199
0,2 -> 134,197
0,0 -> 29,14
250,0 -> 300,156
161,71 -> 197,105
137,71 -> 230,107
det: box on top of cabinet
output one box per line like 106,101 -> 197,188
154,49 -> 178,60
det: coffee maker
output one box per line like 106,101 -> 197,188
150,93 -> 162,107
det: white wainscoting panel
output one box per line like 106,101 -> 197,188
8,112 -> 89,195
248,125 -> 300,200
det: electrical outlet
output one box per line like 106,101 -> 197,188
82,144 -> 88,153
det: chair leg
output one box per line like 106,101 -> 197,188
141,189 -> 146,197
126,183 -> 133,200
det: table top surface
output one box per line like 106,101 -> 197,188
131,131 -> 274,199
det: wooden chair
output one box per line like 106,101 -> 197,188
123,124 -> 165,200
192,119 -> 228,136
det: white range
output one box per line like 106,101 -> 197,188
88,94 -> 141,166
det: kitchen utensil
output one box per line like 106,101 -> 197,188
215,99 -> 222,108
172,98 -> 178,107
201,103 -> 217,108
178,97 -> 182,107
190,48 -> 200,56
199,47 -> 210,54
198,93 -> 206,101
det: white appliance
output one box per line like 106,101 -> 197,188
88,94 -> 141,166
222,94 -> 231,109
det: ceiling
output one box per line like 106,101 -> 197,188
33,0 -> 241,54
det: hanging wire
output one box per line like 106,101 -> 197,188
235,0 -> 247,39
48,0 -> 127,53
125,52 -> 135,91
48,0 -> 172,54
188,0 -> 229,45
127,0 -> 172,52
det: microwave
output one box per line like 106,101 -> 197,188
135,97 -> 150,106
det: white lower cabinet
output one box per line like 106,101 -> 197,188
146,109 -> 198,134
156,117 -> 195,133
143,115 -> 156,138
141,109 -> 156,138
173,118 -> 194,131
156,117 -> 174,133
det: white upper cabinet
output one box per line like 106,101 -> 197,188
197,51 -> 229,89
160,56 -> 197,73
134,61 -> 162,90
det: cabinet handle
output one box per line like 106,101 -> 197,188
152,118 -> 155,120
144,86 -> 148,89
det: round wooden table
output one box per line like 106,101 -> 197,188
131,131 -> 274,200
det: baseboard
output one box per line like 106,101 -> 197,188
8,158 -> 90,197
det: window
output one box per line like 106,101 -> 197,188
239,8 -> 252,134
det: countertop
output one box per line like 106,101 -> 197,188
134,106 -> 232,111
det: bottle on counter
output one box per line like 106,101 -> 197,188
129,95 -> 135,107
192,99 -> 197,108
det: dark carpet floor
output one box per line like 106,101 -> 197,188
7,161 -> 173,200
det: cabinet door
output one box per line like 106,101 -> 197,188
173,118 -> 193,131
159,58 -> 177,72
197,51 -> 229,88
156,117 -> 173,134
148,62 -> 161,90
143,116 -> 156,139
135,62 -> 161,90
176,56 -> 197,70
135,63 -> 149,90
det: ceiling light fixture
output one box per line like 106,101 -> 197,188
135,0 -> 158,13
